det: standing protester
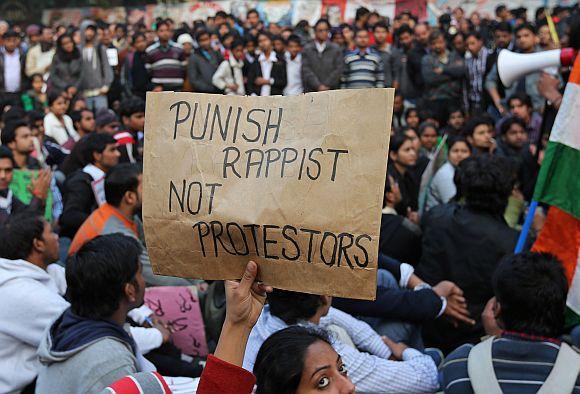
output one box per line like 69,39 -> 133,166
301,19 -> 343,92
396,24 -> 420,103
485,21 -> 514,117
283,35 -> 303,96
187,30 -> 223,94
25,26 -> 55,79
212,39 -> 246,96
0,30 -> 26,106
246,31 -> 287,96
79,20 -> 114,112
373,21 -> 400,88
145,20 -> 187,91
465,31 -> 491,115
341,29 -> 385,89
49,34 -> 84,96
120,33 -> 150,100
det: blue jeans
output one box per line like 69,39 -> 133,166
85,95 -> 108,112
361,269 -> 425,350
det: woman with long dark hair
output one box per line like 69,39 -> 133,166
49,33 -> 84,95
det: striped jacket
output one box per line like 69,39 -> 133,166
144,41 -> 187,90
341,48 -> 385,89
442,333 -> 580,393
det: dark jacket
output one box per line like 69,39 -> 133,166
60,170 -> 98,239
421,50 -> 465,101
407,43 -> 428,93
60,135 -> 89,176
49,53 -> 84,92
301,41 -> 343,92
0,191 -> 44,225
245,53 -> 287,96
120,50 -> 150,100
495,140 -> 538,201
417,202 -> 519,352
379,212 -> 422,266
373,45 -> 401,88
187,49 -> 223,94
0,48 -> 26,93
388,165 -> 419,215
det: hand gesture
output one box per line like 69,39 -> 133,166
225,261 -> 272,331
29,169 -> 52,200
433,281 -> 475,326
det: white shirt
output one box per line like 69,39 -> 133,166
283,52 -> 303,96
258,51 -> 277,96
315,40 -> 327,54
3,48 -> 21,92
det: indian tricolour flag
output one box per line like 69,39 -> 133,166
532,54 -> 580,327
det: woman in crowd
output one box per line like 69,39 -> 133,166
418,121 -> 439,159
404,108 -> 420,130
21,73 -> 47,113
49,33 -> 84,95
212,39 -> 246,96
43,90 -> 79,150
426,135 -> 472,210
388,134 -> 419,217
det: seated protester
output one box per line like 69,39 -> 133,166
0,147 -> 50,223
441,107 -> 465,137
212,39 -> 246,96
59,133 -> 120,239
418,121 -> 439,160
187,30 -> 223,94
243,290 -> 439,393
43,90 -> 79,150
29,110 -> 70,169
403,126 -> 430,181
388,134 -> 420,219
115,97 -> 146,163
36,234 -> 153,393
497,92 -> 542,147
496,116 -> 539,202
1,120 -> 42,169
463,115 -> 495,156
0,214 -> 69,393
96,108 -> 122,134
404,108 -> 420,130
70,108 -> 96,138
69,163 -> 192,287
417,155 -> 519,353
21,73 -> 47,112
245,31 -> 287,96
426,136 -> 471,211
442,252 -> 580,394
254,326 -> 355,394
379,174 -> 421,265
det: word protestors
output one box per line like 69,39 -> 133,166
143,89 -> 393,300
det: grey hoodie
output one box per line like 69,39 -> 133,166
79,20 -> 114,92
0,259 -> 69,393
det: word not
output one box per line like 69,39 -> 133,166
191,219 -> 372,269
169,180 -> 222,216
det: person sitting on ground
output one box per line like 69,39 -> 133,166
115,97 -> 146,163
418,121 -> 439,160
243,289 -> 439,393
69,163 -> 192,287
417,155 -> 519,353
388,134 -> 420,222
43,90 -> 79,150
1,119 -> 43,170
59,133 -> 119,240
442,252 -> 580,394
426,135 -> 472,211
463,115 -> 495,156
441,108 -> 465,137
0,214 -> 69,394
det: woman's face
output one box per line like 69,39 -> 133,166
420,127 -> 438,150
32,76 -> 44,93
51,95 -> 68,116
448,141 -> 471,166
342,27 -> 354,41
471,124 -> 492,149
392,139 -> 418,167
61,36 -> 74,53
296,341 -> 355,394
404,130 -> 421,153
406,111 -> 420,128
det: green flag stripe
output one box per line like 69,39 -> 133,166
533,141 -> 580,219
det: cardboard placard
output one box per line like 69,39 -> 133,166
143,89 -> 393,300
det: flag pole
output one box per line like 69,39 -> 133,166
514,200 -> 538,253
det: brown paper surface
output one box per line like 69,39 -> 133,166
143,89 -> 393,300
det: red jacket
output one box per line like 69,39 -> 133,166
197,355 -> 256,394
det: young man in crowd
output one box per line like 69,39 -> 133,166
301,18 -> 343,92
187,29 -> 223,94
115,97 -> 145,163
145,20 -> 187,91
243,289 -> 439,393
59,133 -> 119,240
396,24 -> 421,103
25,25 -> 55,78
69,163 -> 192,287
421,30 -> 465,125
373,21 -> 400,89
418,155 -> 519,352
0,214 -> 69,393
36,234 -> 148,393
341,29 -> 385,89
246,31 -> 287,96
441,108 -> 466,136
465,31 -> 491,115
79,20 -> 114,112
407,22 -> 430,96
282,34 -> 303,96
485,21 -> 514,116
1,120 -> 42,170
501,92 -> 543,146
442,252 -> 580,393
0,30 -> 27,106
71,109 -> 96,138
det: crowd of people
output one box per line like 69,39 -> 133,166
0,2 -> 579,393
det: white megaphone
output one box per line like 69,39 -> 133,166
498,48 -> 577,87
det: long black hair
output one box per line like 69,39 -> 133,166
254,326 -> 333,394
56,33 -> 80,62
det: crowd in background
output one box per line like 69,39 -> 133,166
0,3 -> 579,394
